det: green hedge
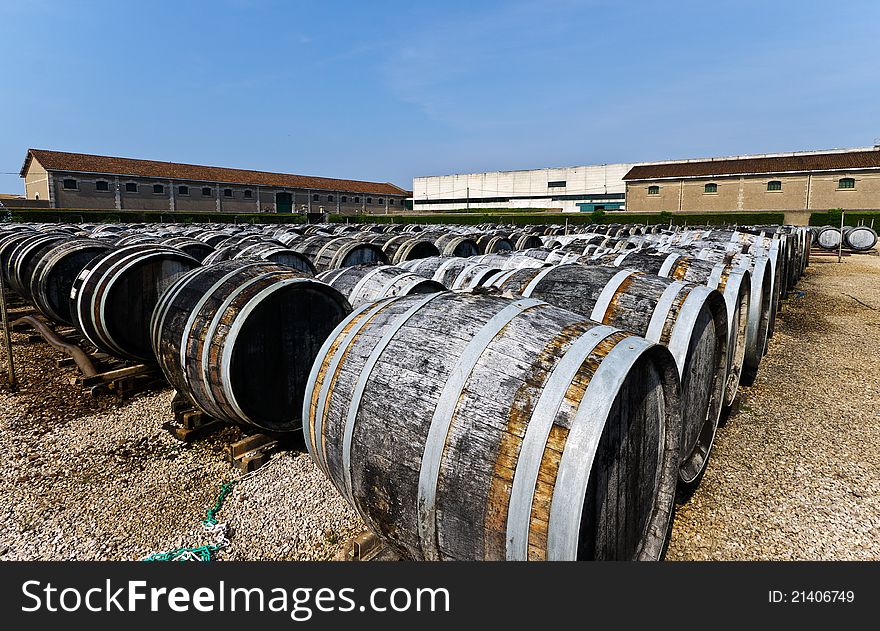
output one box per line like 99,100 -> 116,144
809,210 -> 880,228
328,211 -> 787,226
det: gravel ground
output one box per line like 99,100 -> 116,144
667,253 -> 880,560
1,252 -> 877,561
0,324 -> 362,561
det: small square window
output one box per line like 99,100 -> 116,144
354,196 -> 360,203
125,182 -> 138,193
647,185 -> 660,196
224,188 -> 233,197
389,199 -> 394,205
153,184 -> 165,194
327,195 -> 334,202
767,180 -> 782,191
243,190 -> 253,199
366,197 -> 372,204
202,187 -> 213,196
178,185 -> 189,196
838,178 -> 855,189
95,180 -> 109,192
378,198 -> 384,204
341,196 -> 347,203
313,194 -> 320,201
62,178 -> 77,190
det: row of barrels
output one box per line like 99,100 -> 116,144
0,221 -> 810,561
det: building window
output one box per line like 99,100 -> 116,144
327,195 -> 334,202
389,199 -> 394,205
243,190 -> 253,199
153,184 -> 165,194
222,188 -> 232,197
378,198 -> 384,204
62,178 -> 77,190
178,185 -> 189,196
704,183 -> 718,194
95,180 -> 109,192
767,180 -> 782,191
202,187 -> 213,196
354,196 -> 360,203
838,177 -> 855,189
341,196 -> 347,203
647,185 -> 660,196
548,180 -> 566,188
125,182 -> 138,193
366,197 -> 372,204
312,194 -> 320,201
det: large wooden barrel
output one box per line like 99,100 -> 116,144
469,253 -> 547,269
380,235 -> 440,264
509,232 -> 544,250
4,233 -> 68,298
304,291 -> 682,560
163,237 -> 215,262
317,265 -> 444,307
475,234 -> 513,254
844,226 -> 877,251
292,236 -> 388,271
29,239 -> 113,325
591,250 -> 751,408
815,226 -> 841,250
71,244 -> 201,361
401,256 -> 502,290
202,241 -> 316,274
151,261 -> 351,431
485,263 -> 727,485
433,234 -> 480,258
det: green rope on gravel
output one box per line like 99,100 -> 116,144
141,480 -> 236,562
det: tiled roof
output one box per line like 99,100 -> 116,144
623,149 -> 880,180
21,149 -> 409,196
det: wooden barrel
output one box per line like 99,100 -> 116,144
70,244 -> 201,361
469,253 -> 547,269
304,291 -> 681,560
4,233 -> 68,298
485,264 -> 727,485
151,260 -> 351,431
195,231 -> 235,247
592,250 -> 751,408
227,242 -> 316,274
380,235 -> 440,264
317,265 -> 444,307
292,236 -> 388,271
509,232 -> 544,250
844,226 -> 877,251
475,234 -> 513,254
29,239 -> 113,325
163,237 -> 215,262
815,226 -> 841,250
401,256 -> 502,290
433,234 -> 480,258
0,230 -> 39,281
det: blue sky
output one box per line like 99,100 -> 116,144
1,0 -> 879,193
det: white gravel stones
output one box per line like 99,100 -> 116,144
666,255 -> 880,561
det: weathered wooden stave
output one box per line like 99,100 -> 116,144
291,236 -> 388,271
484,263 -> 727,485
304,291 -> 682,561
70,244 -> 201,361
29,239 -> 114,325
151,260 -> 351,431
316,265 -> 445,307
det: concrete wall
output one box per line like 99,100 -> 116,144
23,158 -> 50,201
412,163 -> 632,211
625,171 -> 880,212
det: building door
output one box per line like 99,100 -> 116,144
276,192 -> 293,213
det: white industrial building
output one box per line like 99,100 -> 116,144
412,163 -> 634,213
